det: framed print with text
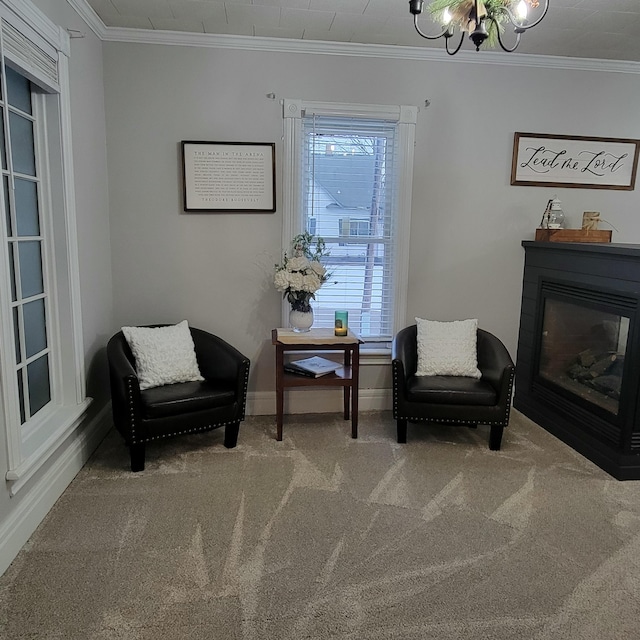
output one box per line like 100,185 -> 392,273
181,141 -> 276,212
511,133 -> 640,190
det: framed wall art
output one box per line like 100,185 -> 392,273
511,133 -> 640,190
181,141 -> 276,212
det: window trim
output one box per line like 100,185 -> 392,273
282,99 -> 417,341
0,0 -> 88,493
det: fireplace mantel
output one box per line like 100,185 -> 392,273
515,241 -> 640,480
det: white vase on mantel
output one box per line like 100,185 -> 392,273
289,307 -> 314,333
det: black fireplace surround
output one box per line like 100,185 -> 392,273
515,242 -> 640,480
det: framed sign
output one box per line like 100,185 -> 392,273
181,141 -> 276,212
511,133 -> 640,190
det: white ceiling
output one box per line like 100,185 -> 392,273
84,0 -> 640,62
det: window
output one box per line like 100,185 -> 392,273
0,2 -> 88,493
3,66 -> 51,425
338,218 -> 370,245
282,100 -> 417,343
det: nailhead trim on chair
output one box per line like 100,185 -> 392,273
240,360 -> 250,420
391,360 -> 401,420
125,373 -> 249,445
395,415 -> 507,425
127,379 -> 137,440
503,367 -> 515,426
143,420 -> 234,443
392,363 -> 516,428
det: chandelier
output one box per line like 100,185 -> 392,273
409,0 -> 549,55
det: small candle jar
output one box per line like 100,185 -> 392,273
334,310 -> 348,336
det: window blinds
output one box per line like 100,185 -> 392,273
1,12 -> 59,94
301,114 -> 399,341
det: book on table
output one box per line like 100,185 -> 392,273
285,356 -> 341,377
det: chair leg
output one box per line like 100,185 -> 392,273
489,425 -> 504,451
224,422 -> 240,448
130,443 -> 145,472
397,419 -> 407,444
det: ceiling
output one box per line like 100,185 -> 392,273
84,0 -> 640,62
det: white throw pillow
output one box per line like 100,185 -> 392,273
121,320 -> 204,390
415,318 -> 481,378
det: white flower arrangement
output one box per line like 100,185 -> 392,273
274,232 -> 332,313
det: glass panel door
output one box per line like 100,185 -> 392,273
2,65 -> 51,424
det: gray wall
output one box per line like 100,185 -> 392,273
103,42 -> 640,409
26,0 -> 113,400
0,0 -> 113,575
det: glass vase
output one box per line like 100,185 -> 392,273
289,307 -> 314,332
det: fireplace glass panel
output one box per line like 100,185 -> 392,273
538,299 -> 628,415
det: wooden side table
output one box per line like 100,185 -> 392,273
272,328 -> 363,441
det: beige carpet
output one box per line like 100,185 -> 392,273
2,410 -> 640,639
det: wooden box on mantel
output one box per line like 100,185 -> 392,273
535,228 -> 612,243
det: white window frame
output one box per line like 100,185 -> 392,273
0,0 -> 89,494
282,99 -> 417,349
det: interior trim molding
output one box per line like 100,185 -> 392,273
0,402 -> 111,577
6,399 -> 93,494
3,0 -> 62,50
65,0 -> 107,39
64,0 -> 640,75
57,49 -> 89,406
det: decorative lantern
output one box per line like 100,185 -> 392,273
547,196 -> 565,229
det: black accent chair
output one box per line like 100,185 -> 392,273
107,326 -> 250,471
391,325 -> 515,450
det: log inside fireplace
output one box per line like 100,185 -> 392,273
538,298 -> 628,416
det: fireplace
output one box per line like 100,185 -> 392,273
539,297 -> 628,416
515,242 -> 640,480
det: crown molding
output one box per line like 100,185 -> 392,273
66,0 -> 640,75
65,0 -> 108,39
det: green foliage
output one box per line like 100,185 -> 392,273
291,231 -> 330,261
428,0 -> 509,48
429,0 -> 509,13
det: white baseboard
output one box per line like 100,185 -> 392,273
0,402 -> 112,577
246,388 -> 392,416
